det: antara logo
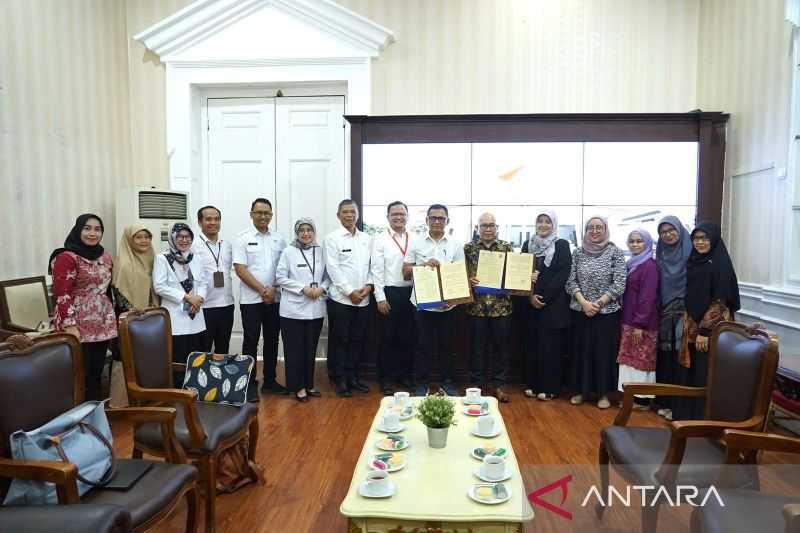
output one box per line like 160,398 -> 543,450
528,475 -> 725,521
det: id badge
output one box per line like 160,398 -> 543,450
213,271 -> 224,288
309,282 -> 319,288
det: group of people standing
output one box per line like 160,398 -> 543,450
48,198 -> 740,416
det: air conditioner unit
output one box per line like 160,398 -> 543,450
116,188 -> 190,253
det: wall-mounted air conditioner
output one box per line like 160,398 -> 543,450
116,188 -> 189,253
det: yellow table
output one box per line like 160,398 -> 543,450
340,396 -> 534,533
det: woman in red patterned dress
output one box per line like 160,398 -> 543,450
48,213 -> 117,400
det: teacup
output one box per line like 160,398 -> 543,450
382,412 -> 401,430
477,415 -> 495,435
465,387 -> 481,403
364,470 -> 389,495
481,455 -> 505,480
394,391 -> 410,408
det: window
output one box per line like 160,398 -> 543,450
362,142 -> 698,249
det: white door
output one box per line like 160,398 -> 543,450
205,95 -> 346,356
275,96 -> 346,242
207,97 -> 276,351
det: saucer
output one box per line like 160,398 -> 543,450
376,436 -> 409,451
470,446 -> 509,461
462,396 -> 484,405
468,483 -> 512,505
473,466 -> 512,483
367,453 -> 406,472
376,423 -> 405,433
463,406 -> 488,417
471,425 -> 501,438
359,480 -> 396,498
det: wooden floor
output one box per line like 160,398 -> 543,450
111,362 -> 799,533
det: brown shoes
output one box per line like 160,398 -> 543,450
495,387 -> 510,403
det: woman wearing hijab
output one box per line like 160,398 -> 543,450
49,213 -> 117,400
616,228 -> 660,409
113,224 -> 158,312
565,215 -> 627,409
153,223 -> 207,384
521,210 -> 572,400
673,222 -> 740,420
654,215 -> 693,420
276,219 -> 330,402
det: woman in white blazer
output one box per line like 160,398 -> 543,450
153,223 -> 207,384
276,218 -> 330,402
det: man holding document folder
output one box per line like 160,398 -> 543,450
402,204 -> 465,397
464,213 -> 514,402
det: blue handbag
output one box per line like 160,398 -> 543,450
2,400 -> 116,505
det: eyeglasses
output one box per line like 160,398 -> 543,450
692,235 -> 711,243
427,216 -> 447,223
659,228 -> 678,237
586,225 -> 605,233
251,211 -> 272,217
175,235 -> 192,241
479,224 -> 497,230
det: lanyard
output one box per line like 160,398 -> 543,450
299,247 -> 316,283
391,232 -> 409,256
202,237 -> 222,271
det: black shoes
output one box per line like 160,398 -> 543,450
348,380 -> 370,394
295,393 -> 309,402
336,381 -> 352,397
307,389 -> 322,397
380,383 -> 394,396
262,381 -> 289,395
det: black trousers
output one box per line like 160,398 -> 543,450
378,286 -> 415,385
326,300 -> 369,383
527,316 -> 568,395
172,332 -> 205,387
469,315 -> 511,387
281,317 -> 324,393
569,310 -> 620,397
202,304 -> 235,354
673,345 -> 707,420
82,340 -> 110,401
415,310 -> 455,386
240,303 -> 280,385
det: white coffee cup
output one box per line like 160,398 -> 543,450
364,470 -> 389,495
477,415 -> 495,435
466,387 -> 481,403
382,412 -> 401,430
481,455 -> 505,480
394,391 -> 410,408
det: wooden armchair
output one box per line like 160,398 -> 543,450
690,429 -> 800,533
597,321 -> 780,532
0,334 -> 199,533
118,307 -> 260,533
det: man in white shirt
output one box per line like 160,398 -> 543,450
233,198 -> 288,394
192,205 -> 235,354
371,201 -> 415,395
324,199 -> 373,397
402,204 -> 465,397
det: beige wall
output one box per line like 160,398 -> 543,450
697,0 -> 793,287
0,0 -> 132,279
339,0 -> 699,115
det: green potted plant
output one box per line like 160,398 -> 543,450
417,393 -> 456,448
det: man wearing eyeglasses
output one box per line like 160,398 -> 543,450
464,212 -> 514,402
402,204 -> 465,397
233,198 -> 288,395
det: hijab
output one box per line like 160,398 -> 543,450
528,210 -> 559,267
113,224 -> 157,309
655,215 -> 692,306
625,228 -> 654,274
48,213 -> 105,273
685,221 -> 740,322
581,215 -> 611,257
165,223 -> 194,265
291,218 -> 318,250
